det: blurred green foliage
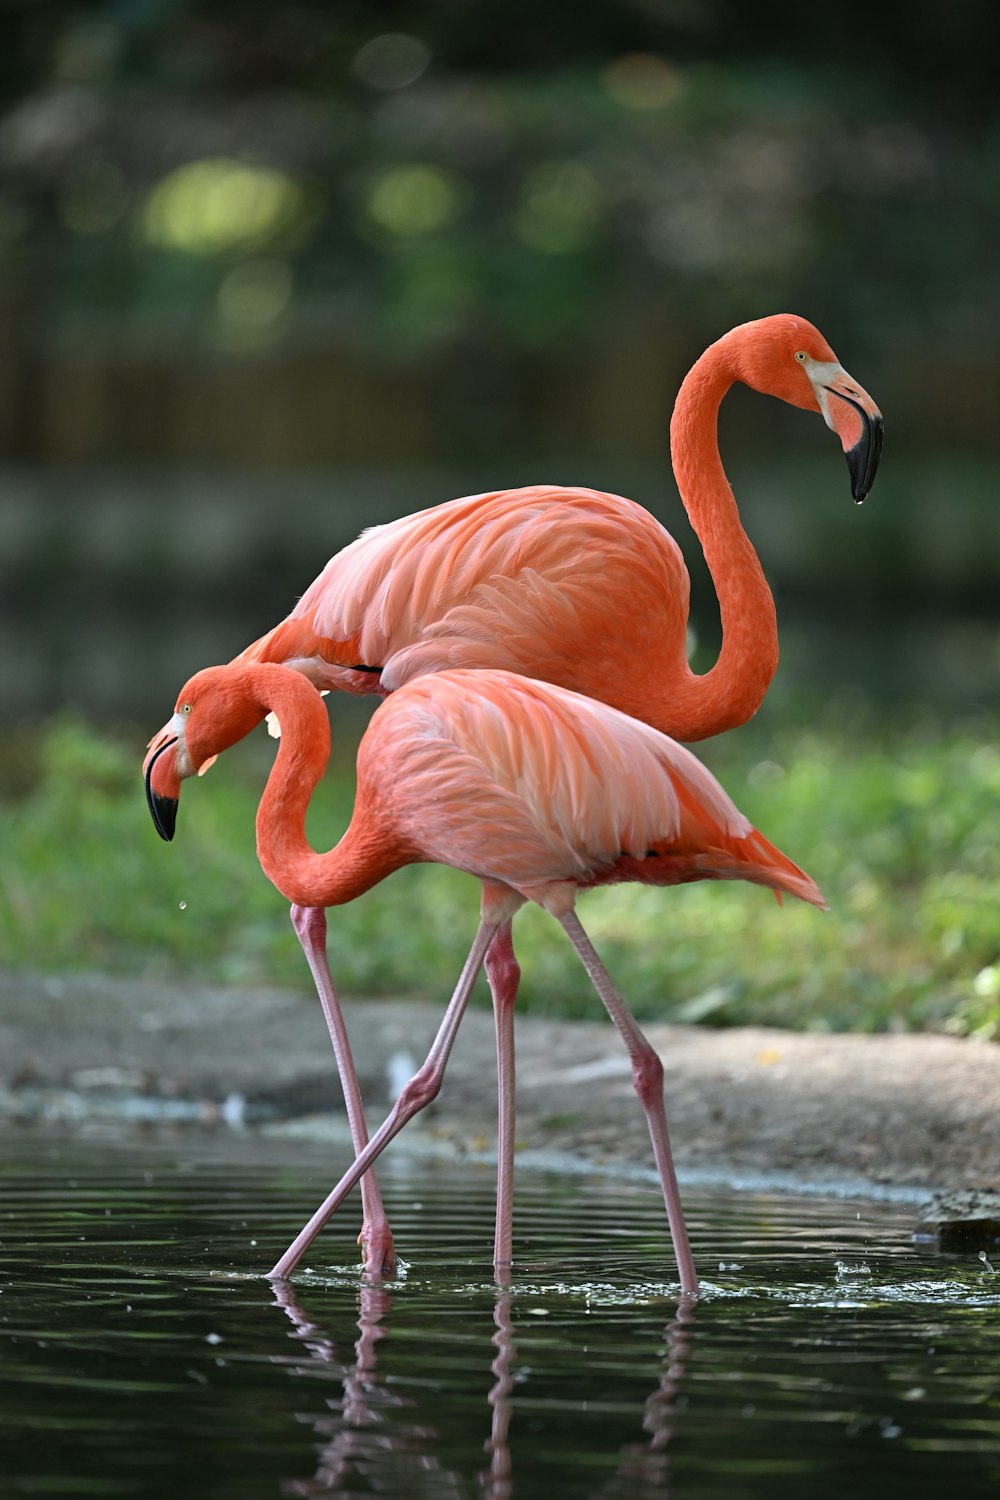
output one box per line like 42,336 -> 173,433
2,0 -> 997,717
2,713 -> 997,1039
2,1 -> 999,464
2,2 -> 997,1048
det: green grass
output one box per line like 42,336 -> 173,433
2,710 -> 998,1039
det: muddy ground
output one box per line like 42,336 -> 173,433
2,970 -> 997,1208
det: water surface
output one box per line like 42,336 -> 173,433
0,1128 -> 997,1498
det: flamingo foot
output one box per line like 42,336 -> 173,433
358,1219 -> 397,1277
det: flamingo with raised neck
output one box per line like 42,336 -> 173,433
144,313 -> 880,1278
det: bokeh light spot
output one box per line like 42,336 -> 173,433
514,161 -> 602,254
367,165 -> 460,236
142,159 -> 306,256
353,33 -> 431,91
216,258 -> 293,347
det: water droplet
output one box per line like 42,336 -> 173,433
179,901 -> 188,911
835,1259 -> 871,1279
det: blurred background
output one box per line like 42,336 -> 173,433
2,0 -> 998,1032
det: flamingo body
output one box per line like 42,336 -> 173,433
143,312 -> 879,1285
239,485 -> 693,720
214,312 -> 883,747
332,667 -> 822,917
146,661 -> 824,1291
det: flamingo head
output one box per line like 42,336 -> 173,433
729,313 -> 885,503
142,665 -> 264,841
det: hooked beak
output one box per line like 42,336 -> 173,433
827,387 -> 884,503
142,712 -> 218,842
144,734 -> 179,842
813,366 -> 884,504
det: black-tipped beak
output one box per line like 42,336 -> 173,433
828,388 -> 885,504
144,737 -> 178,842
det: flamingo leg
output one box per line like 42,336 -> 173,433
557,910 -> 699,1297
290,904 -> 395,1276
484,921 -> 521,1271
270,918 -> 497,1281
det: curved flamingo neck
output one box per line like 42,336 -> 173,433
662,334 -> 778,741
246,666 -> 402,909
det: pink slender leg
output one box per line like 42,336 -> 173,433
557,911 -> 699,1297
270,919 -> 497,1280
484,922 -> 521,1271
290,904 -> 395,1276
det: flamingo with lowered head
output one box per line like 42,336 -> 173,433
145,661 -> 824,1294
144,314 -> 880,1276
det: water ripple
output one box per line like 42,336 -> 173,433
1,1128 -> 998,1499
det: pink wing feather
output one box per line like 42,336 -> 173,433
236,486 -> 689,696
360,669 -> 822,909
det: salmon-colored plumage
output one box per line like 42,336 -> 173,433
228,313 -> 881,742
146,661 -> 824,1292
144,313 -> 879,1288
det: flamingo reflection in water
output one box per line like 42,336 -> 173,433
271,1279 -> 695,1499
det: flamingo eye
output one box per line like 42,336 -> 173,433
180,703 -> 192,715
794,350 -> 807,363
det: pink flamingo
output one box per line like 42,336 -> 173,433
145,661 -> 825,1295
145,314 -> 878,1276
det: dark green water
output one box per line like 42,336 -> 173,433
0,1129 -> 997,1498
